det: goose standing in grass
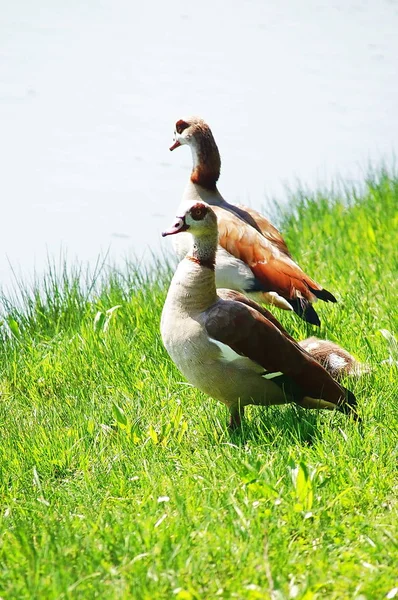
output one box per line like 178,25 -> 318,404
169,116 -> 337,326
160,201 -> 357,429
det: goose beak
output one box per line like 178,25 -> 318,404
169,139 -> 181,151
162,216 -> 189,237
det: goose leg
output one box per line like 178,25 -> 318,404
228,404 -> 245,430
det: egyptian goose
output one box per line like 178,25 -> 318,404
169,116 -> 336,326
299,337 -> 370,380
160,201 -> 357,429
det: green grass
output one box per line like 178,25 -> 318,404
0,172 -> 397,599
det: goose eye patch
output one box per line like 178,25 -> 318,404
191,204 -> 208,220
176,120 -> 189,134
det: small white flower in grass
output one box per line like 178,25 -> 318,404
387,588 -> 398,599
289,581 -> 299,598
361,561 -> 377,570
157,496 -> 170,503
129,476 -> 139,481
245,584 -> 261,591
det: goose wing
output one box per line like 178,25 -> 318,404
204,298 -> 351,409
237,204 -> 292,257
213,206 -> 330,302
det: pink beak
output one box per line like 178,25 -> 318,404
169,140 -> 181,151
161,216 -> 189,237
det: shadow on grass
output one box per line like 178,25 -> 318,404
234,406 -> 323,447
201,403 -> 330,448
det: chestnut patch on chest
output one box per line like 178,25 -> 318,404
187,255 -> 215,270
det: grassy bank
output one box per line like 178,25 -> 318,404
0,173 -> 397,599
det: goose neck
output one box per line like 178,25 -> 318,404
170,232 -> 218,312
189,134 -> 221,191
173,257 -> 217,313
189,232 -> 217,269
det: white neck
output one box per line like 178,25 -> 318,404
166,231 -> 218,313
190,142 -> 200,169
189,231 -> 217,265
168,257 -> 217,313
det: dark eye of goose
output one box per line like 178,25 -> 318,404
176,120 -> 189,134
191,204 -> 208,220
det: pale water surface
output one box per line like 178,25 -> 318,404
1,0 -> 397,287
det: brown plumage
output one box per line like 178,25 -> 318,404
235,205 -> 292,257
204,301 -> 348,407
216,288 -> 296,338
215,206 -> 325,299
299,337 -> 370,380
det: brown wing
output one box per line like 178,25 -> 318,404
204,299 -> 347,406
216,288 -> 295,341
237,204 -> 292,257
212,206 -> 322,301
250,257 -> 321,299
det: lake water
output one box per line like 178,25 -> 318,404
1,0 -> 397,289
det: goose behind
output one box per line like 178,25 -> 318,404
168,116 -> 337,326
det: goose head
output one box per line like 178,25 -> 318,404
162,201 -> 217,239
169,116 -> 209,152
169,117 -> 221,189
